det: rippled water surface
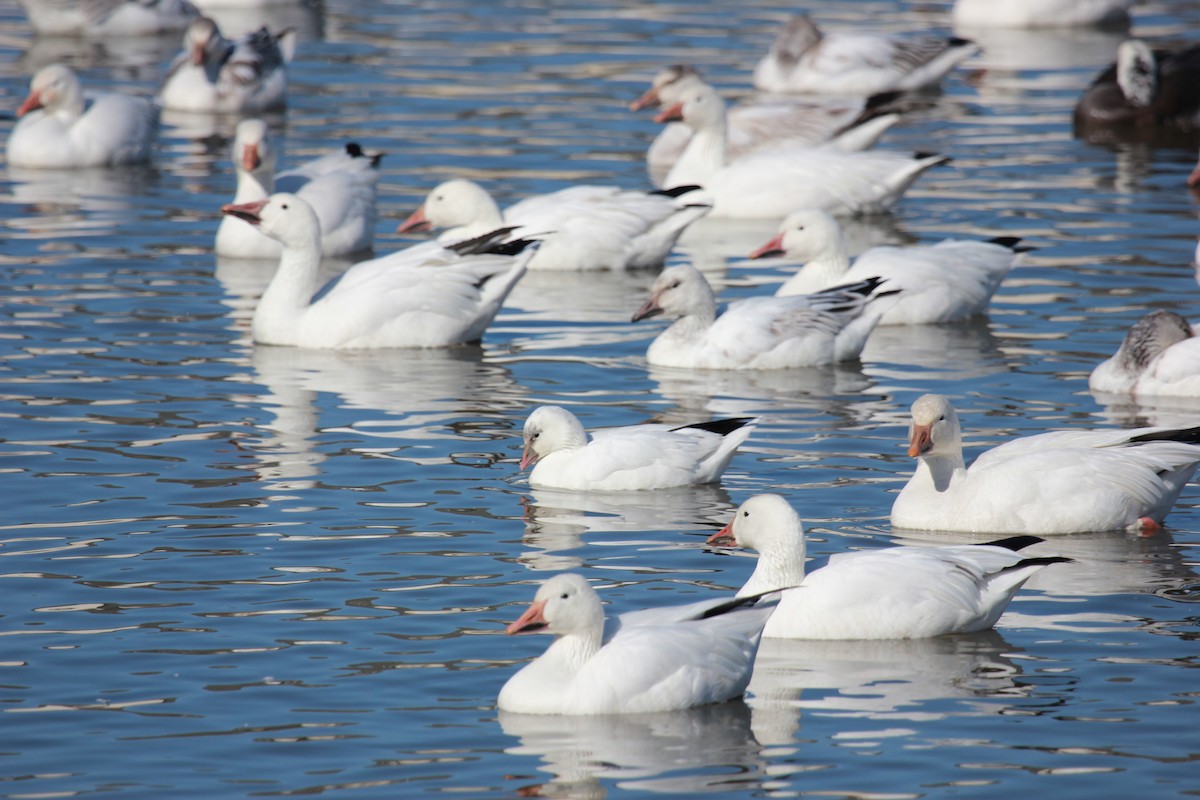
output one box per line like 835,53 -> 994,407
3,1 -> 1200,797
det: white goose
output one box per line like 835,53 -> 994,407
1090,310 -> 1200,398
520,405 -> 755,491
892,393 -> 1200,534
630,66 -> 901,186
158,16 -> 295,113
656,83 -> 947,218
953,0 -> 1135,29
7,64 -> 157,169
631,263 -> 894,369
220,193 -> 535,349
396,179 -> 710,272
709,494 -> 1066,639
18,0 -> 198,35
498,573 -> 772,715
751,209 -> 1025,325
752,14 -> 979,95
216,119 -> 381,259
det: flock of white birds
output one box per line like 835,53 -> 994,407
8,0 -> 1200,716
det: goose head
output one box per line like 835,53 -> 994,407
708,494 -> 807,596
908,394 -> 963,459
653,82 -> 726,133
1116,39 -> 1157,108
630,64 -> 703,111
221,192 -> 319,251
397,179 -> 501,234
184,16 -> 223,66
521,405 -> 589,469
231,118 -> 277,176
749,208 -> 845,261
18,64 -> 84,118
1114,310 -> 1193,376
631,263 -> 717,323
506,573 -> 604,637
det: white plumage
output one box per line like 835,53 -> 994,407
953,0 -> 1135,29
753,14 -> 979,95
216,119 -> 380,259
220,193 -> 534,349
655,82 -> 946,218
498,573 -> 771,715
397,179 -> 710,272
630,66 -> 900,188
18,0 -> 199,35
1090,310 -> 1200,398
710,494 -> 1064,639
158,16 -> 294,113
753,209 -> 1024,325
520,405 -> 756,491
892,393 -> 1200,534
7,64 -> 157,169
631,263 -> 893,369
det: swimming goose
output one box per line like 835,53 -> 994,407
216,119 -> 381,258
520,405 -> 756,491
158,16 -> 295,113
1073,40 -> 1200,140
7,64 -> 157,169
708,494 -> 1066,639
630,65 -> 901,185
396,179 -> 710,271
220,193 -> 535,349
892,393 -> 1200,534
498,573 -> 772,715
750,209 -> 1024,325
631,263 -> 894,369
1089,310 -> 1200,398
656,82 -> 947,218
753,14 -> 979,95
953,0 -> 1135,29
18,0 -> 199,35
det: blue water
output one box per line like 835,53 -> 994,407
2,0 -> 1200,797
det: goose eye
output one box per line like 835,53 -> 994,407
938,415 -> 945,421
281,203 -> 289,210
559,592 -> 569,600
742,510 -> 749,517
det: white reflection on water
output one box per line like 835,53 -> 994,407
747,631 -> 1022,743
500,701 -> 766,798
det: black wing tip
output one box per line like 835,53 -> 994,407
980,535 -> 1044,552
654,184 -> 704,198
915,151 -> 953,165
344,142 -> 384,167
674,417 -> 757,436
1127,425 -> 1200,446
1011,555 -> 1073,571
447,225 -> 524,255
986,235 -> 1036,253
948,36 -> 976,48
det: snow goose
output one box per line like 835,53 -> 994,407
396,179 -> 710,272
708,494 -> 1067,639
892,393 -> 1200,534
158,16 -> 295,113
216,119 -> 381,258
220,193 -> 535,349
750,209 -> 1025,325
1073,40 -> 1200,140
7,64 -> 156,169
631,263 -> 894,369
655,82 -> 947,218
498,573 -> 772,715
752,14 -> 979,96
1089,310 -> 1200,398
953,0 -> 1135,29
520,405 -> 756,491
630,65 -> 901,186
18,0 -> 199,35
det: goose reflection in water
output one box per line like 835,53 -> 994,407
747,631 -> 1024,745
499,700 -> 766,798
517,484 -> 735,572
